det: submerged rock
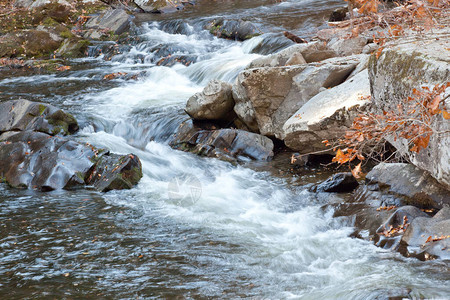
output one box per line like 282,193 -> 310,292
170,120 -> 274,162
0,100 -> 78,136
282,69 -> 371,152
185,80 -> 235,122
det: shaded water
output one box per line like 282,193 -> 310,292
1,0 -> 449,299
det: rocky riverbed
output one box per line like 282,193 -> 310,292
0,0 -> 449,298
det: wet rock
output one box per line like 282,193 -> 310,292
328,36 -> 368,56
282,69 -> 370,152
83,8 -> 133,39
401,206 -> 450,260
248,41 -> 336,68
249,33 -> 295,55
366,163 -> 450,209
369,33 -> 450,189
185,80 -> 235,122
0,131 -> 99,190
170,120 -> 274,162
310,172 -> 358,193
328,7 -> 348,22
86,153 -> 143,192
376,206 -> 429,251
233,55 -> 360,138
206,19 -> 261,41
0,100 -> 78,136
0,131 -> 142,191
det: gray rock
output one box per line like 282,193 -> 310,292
0,100 -> 78,136
169,120 -> 274,162
368,34 -> 450,189
234,55 -> 360,138
310,172 -> 358,193
248,41 -> 336,68
376,206 -> 429,251
366,163 -> 450,208
401,206 -> 450,260
185,80 -> 235,121
283,69 -> 371,152
83,8 -> 132,39
328,36 -> 368,56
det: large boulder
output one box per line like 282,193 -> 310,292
169,120 -> 274,162
233,55 -> 361,138
83,8 -> 132,39
247,41 -> 337,68
185,80 -> 235,122
369,34 -> 450,189
401,206 -> 450,260
366,163 -> 450,209
0,100 -> 78,136
282,69 -> 371,152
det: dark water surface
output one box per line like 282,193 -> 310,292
1,0 -> 449,298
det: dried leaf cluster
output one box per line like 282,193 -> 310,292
328,83 -> 450,174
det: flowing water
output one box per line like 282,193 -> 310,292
0,1 -> 449,299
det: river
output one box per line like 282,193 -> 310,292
0,0 -> 449,298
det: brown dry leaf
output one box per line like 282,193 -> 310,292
351,162 -> 363,178
56,66 -> 71,71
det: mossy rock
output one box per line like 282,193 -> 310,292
86,153 -> 143,192
32,2 -> 72,25
56,38 -> 90,58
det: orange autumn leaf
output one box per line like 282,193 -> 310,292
351,162 -> 363,179
56,66 -> 71,71
442,110 -> 450,120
